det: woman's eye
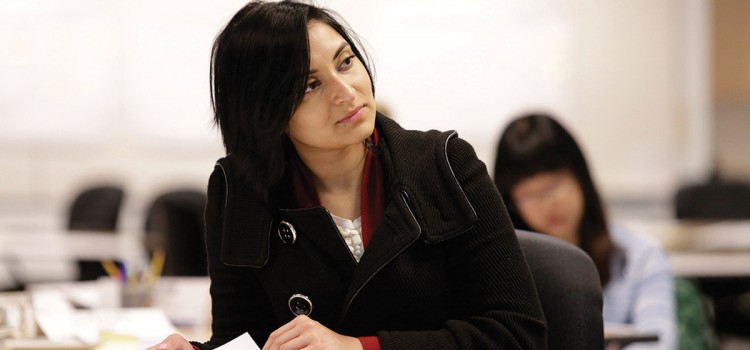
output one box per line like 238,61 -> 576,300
305,80 -> 321,93
339,55 -> 355,70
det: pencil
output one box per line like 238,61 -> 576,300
149,249 -> 165,283
101,260 -> 122,281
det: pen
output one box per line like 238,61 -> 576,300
116,261 -> 128,283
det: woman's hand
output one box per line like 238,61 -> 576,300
262,315 -> 362,350
147,333 -> 194,350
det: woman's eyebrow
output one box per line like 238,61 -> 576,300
332,42 -> 350,60
309,42 -> 351,75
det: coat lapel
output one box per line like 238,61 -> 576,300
277,207 -> 357,277
340,187 -> 421,318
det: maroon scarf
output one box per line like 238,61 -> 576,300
289,130 -> 384,247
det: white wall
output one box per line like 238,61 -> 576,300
0,0 -> 711,221
327,0 -> 712,200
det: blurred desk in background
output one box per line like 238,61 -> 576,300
604,323 -> 659,349
26,277 -> 211,327
623,219 -> 750,277
0,277 -> 210,350
0,230 -> 145,261
0,223 -> 146,286
669,252 -> 750,277
627,219 -> 750,342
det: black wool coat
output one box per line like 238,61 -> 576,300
197,116 -> 547,349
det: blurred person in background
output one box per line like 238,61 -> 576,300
494,113 -> 677,350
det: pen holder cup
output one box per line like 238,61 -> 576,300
121,283 -> 154,308
0,294 -> 36,339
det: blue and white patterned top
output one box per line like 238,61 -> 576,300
603,225 -> 677,350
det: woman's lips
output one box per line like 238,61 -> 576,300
338,106 -> 364,124
545,215 -> 566,229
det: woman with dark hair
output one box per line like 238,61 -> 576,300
494,113 -> 677,349
148,1 -> 546,350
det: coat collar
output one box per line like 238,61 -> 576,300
375,115 -> 477,243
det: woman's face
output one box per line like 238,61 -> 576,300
510,169 -> 585,245
286,20 -> 376,155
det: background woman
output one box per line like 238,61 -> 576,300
494,113 -> 676,349
149,1 -> 546,349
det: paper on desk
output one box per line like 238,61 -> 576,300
28,279 -> 120,310
34,308 -> 177,345
215,332 -> 261,350
152,277 -> 211,327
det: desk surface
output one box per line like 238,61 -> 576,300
0,226 -> 144,261
604,324 -> 659,349
623,219 -> 750,277
0,224 -> 147,286
669,251 -> 750,277
1,278 -> 211,349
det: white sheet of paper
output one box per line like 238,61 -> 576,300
34,307 -> 177,345
214,332 -> 261,350
152,277 -> 211,327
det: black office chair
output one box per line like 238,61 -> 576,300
144,189 -> 208,276
67,184 -> 125,281
68,185 -> 124,231
674,180 -> 750,220
516,229 -> 604,350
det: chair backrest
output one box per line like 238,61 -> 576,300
516,229 -> 604,350
67,185 -> 125,281
144,189 -> 208,276
674,181 -> 750,219
68,185 -> 125,231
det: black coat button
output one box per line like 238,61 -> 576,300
288,294 -> 312,316
278,221 -> 297,245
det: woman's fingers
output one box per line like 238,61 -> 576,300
262,316 -> 361,350
263,316 -> 309,350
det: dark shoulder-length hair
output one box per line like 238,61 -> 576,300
493,113 -> 618,286
210,0 -> 374,203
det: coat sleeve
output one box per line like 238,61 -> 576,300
192,164 -> 277,350
377,136 -> 548,349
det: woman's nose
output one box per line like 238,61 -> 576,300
331,75 -> 355,105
